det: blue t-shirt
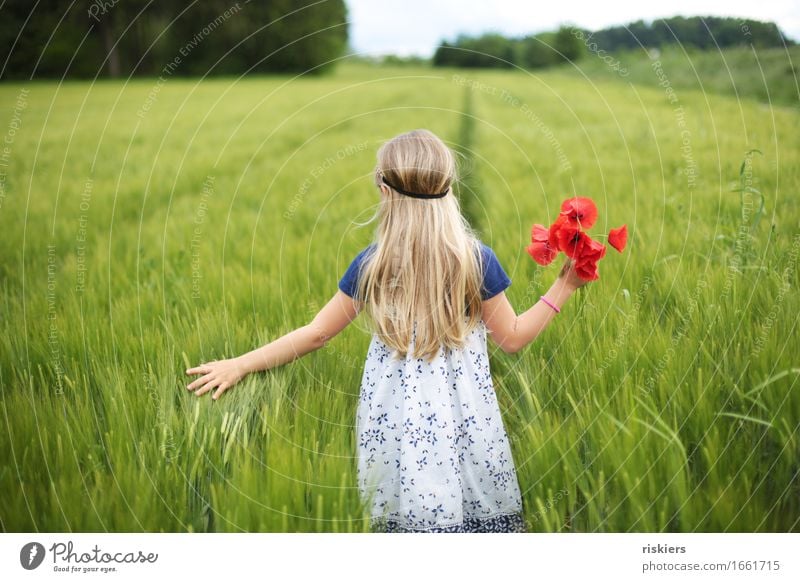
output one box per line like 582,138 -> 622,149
338,242 -> 511,301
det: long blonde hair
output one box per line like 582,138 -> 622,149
354,129 -> 485,363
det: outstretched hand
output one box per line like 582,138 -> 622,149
185,358 -> 247,400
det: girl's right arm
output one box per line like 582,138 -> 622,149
481,258 -> 589,354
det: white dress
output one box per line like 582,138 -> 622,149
355,317 -> 527,533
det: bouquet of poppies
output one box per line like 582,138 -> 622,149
526,197 -> 627,281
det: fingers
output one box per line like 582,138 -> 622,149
212,383 -> 230,401
187,372 -> 213,391
184,361 -> 234,400
186,360 -> 219,375
194,378 -> 220,397
186,364 -> 211,376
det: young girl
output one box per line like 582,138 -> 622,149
186,129 -> 590,533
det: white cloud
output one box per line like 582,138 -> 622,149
346,0 -> 800,56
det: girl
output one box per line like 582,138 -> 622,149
186,129 -> 590,533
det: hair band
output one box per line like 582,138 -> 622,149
381,175 -> 449,199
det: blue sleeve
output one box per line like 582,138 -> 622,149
338,245 -> 374,299
479,243 -> 511,300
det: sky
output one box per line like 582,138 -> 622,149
346,0 -> 800,57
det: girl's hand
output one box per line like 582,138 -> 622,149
185,358 -> 247,400
557,258 -> 590,291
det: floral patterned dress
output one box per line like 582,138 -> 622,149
355,317 -> 527,533
339,241 -> 526,533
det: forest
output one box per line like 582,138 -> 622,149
432,16 -> 793,69
0,0 -> 349,79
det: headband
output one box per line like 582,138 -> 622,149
381,175 -> 450,199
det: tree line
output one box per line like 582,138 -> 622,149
0,0 -> 349,80
433,16 -> 794,69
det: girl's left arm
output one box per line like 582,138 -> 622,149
186,290 -> 361,400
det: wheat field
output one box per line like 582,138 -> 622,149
1,61 -> 798,532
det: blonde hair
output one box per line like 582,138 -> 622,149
354,129 -> 485,363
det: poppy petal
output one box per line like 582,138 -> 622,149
609,225 -> 627,253
548,215 -> 570,249
526,241 -> 557,266
575,258 -> 600,281
576,236 -> 606,262
531,223 -> 550,243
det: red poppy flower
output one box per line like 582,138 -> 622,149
526,196 -> 622,281
560,197 -> 598,230
573,235 -> 606,281
608,225 -> 627,253
527,242 -> 557,265
527,224 -> 557,265
574,258 -> 600,281
555,227 -> 590,259
576,236 -> 606,264
547,214 -> 571,250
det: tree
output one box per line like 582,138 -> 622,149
553,26 -> 582,62
517,34 -> 557,69
432,33 -> 516,68
0,0 -> 350,79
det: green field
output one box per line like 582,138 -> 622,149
1,61 -> 798,532
557,45 -> 800,107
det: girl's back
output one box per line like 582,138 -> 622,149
338,129 -> 526,532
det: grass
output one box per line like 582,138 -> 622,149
1,61 -> 799,532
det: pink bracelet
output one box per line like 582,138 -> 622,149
540,296 -> 560,313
